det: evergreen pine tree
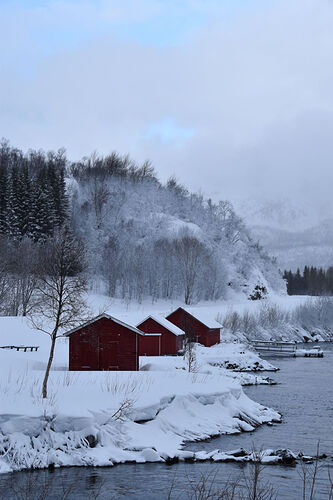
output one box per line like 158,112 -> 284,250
29,173 -> 55,241
46,150 -> 68,228
318,267 -> 326,295
7,166 -> 22,239
56,167 -> 69,226
327,267 -> 333,294
18,166 -> 32,237
294,268 -> 303,294
309,266 -> 317,295
303,266 -> 310,294
0,164 -> 8,235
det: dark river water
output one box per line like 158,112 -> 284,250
0,343 -> 332,500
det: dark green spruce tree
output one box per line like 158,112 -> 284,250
0,164 -> 8,235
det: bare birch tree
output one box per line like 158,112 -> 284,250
0,265 -> 9,314
173,230 -> 208,305
30,227 -> 88,398
11,238 -> 39,316
90,177 -> 109,229
184,336 -> 197,373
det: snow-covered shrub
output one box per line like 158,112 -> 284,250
219,303 -> 289,337
257,302 -> 290,329
220,310 -> 242,335
248,284 -> 268,300
218,297 -> 333,342
241,310 -> 258,335
292,297 -> 333,330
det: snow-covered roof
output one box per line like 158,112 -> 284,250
169,307 -> 222,329
137,315 -> 185,336
63,314 -> 144,337
141,333 -> 162,336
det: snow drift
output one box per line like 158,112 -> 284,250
0,367 -> 280,473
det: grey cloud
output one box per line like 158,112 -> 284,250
1,0 -> 333,219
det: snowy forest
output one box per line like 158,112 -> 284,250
283,266 -> 333,296
0,140 -> 284,315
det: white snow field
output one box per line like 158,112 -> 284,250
0,310 -> 281,474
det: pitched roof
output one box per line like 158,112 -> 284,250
137,315 -> 185,336
63,314 -> 144,337
167,307 -> 222,329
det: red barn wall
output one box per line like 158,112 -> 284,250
204,328 -> 220,347
166,309 -> 220,347
138,318 -> 184,355
138,334 -> 161,356
69,317 -> 139,371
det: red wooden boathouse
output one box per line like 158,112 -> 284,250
64,314 -> 144,371
166,307 -> 221,347
137,315 -> 185,355
138,332 -> 161,356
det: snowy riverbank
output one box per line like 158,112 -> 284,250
0,362 -> 281,473
4,286 -> 330,475
140,342 -> 278,386
0,316 -> 281,474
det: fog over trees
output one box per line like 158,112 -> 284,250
0,140 -> 284,314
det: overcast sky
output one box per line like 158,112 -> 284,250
1,0 -> 333,216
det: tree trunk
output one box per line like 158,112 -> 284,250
42,330 -> 57,399
185,286 -> 191,305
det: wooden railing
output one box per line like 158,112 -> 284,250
253,341 -> 296,355
0,345 -> 39,352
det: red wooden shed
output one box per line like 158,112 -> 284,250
138,332 -> 161,356
137,315 -> 185,355
64,314 -> 144,371
165,307 -> 221,347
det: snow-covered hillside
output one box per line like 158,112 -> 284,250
69,161 -> 286,303
0,143 -> 287,317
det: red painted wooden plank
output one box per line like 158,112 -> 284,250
68,317 -> 139,371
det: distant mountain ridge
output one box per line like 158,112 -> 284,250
233,198 -> 333,270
